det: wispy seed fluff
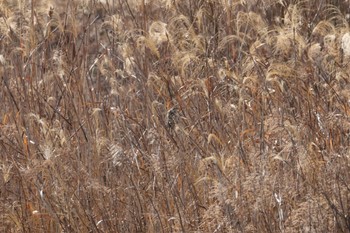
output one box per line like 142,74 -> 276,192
341,32 -> 350,57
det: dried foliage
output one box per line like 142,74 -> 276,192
1,0 -> 350,232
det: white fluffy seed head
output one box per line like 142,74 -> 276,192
342,32 -> 350,57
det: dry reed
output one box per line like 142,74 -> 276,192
1,0 -> 350,232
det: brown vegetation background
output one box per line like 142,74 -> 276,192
1,0 -> 350,232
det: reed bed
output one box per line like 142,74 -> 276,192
1,0 -> 350,232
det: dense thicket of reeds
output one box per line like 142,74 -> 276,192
1,0 -> 350,232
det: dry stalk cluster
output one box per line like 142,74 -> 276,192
1,0 -> 350,232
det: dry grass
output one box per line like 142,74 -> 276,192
1,0 -> 350,232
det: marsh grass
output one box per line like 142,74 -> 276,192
1,0 -> 350,232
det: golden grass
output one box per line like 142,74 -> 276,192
1,0 -> 350,232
